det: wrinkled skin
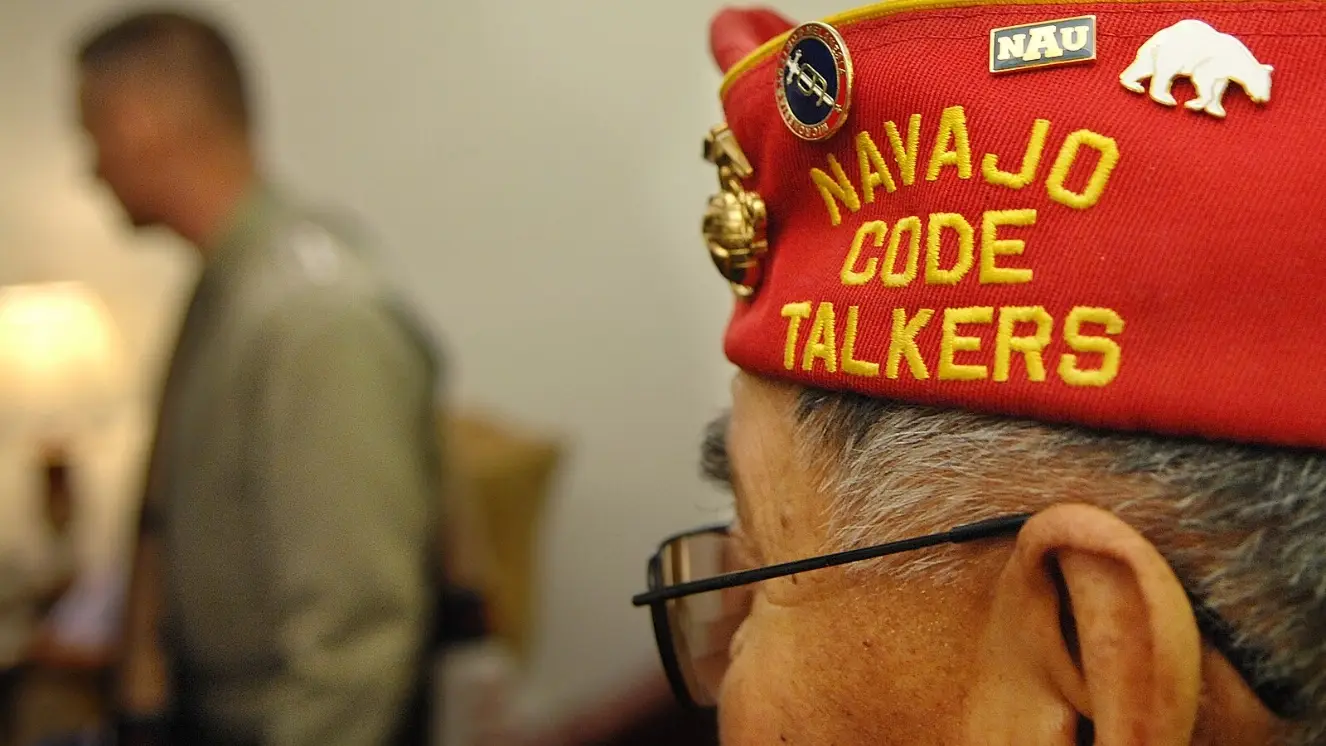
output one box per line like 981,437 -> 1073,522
714,372 -> 1278,746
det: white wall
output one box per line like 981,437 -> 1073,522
0,0 -> 845,719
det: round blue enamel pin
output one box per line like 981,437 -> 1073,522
775,22 -> 854,142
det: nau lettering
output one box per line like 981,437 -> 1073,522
991,16 -> 1097,73
996,24 -> 1091,63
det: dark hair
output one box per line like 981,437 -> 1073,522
76,7 -> 250,129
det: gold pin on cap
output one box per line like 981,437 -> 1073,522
702,124 -> 768,298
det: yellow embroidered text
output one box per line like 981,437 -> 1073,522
778,301 -> 1124,385
838,209 -> 1037,288
810,109 -> 1119,227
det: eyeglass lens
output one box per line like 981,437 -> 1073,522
659,530 -> 753,707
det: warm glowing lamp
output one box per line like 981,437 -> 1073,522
0,281 -> 127,443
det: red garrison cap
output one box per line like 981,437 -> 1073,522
710,7 -> 796,73
702,0 -> 1326,450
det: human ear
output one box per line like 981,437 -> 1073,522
963,503 -> 1202,745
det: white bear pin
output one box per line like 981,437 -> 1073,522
1120,19 -> 1272,118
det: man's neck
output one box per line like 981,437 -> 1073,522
167,146 -> 259,257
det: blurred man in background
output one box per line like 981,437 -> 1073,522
633,2 -> 1326,744
74,8 -> 441,745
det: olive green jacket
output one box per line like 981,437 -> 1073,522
140,184 -> 440,745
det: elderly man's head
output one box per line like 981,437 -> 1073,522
698,373 -> 1323,745
637,2 -> 1326,742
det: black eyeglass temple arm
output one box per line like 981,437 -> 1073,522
630,514 -> 1030,607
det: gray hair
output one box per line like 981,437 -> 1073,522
795,389 -> 1326,746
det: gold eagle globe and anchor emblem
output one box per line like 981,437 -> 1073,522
702,124 -> 768,298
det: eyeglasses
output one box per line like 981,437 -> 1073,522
630,514 -> 1303,718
